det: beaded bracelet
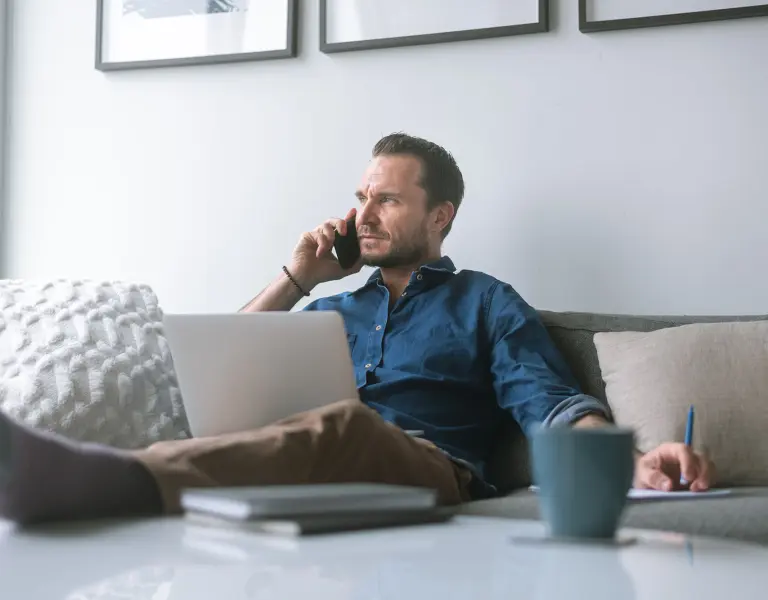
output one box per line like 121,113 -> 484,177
283,265 -> 310,297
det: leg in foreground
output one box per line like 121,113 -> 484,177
135,398 -> 472,513
0,399 -> 471,523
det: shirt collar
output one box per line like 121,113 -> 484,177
365,256 -> 457,285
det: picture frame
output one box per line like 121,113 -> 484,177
95,0 -> 299,71
579,0 -> 768,33
320,0 -> 549,54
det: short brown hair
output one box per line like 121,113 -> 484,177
372,133 -> 464,238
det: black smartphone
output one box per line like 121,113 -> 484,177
333,218 -> 361,269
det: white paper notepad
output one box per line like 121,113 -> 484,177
627,488 -> 732,500
529,486 -> 732,501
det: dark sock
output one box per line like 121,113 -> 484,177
0,410 -> 163,524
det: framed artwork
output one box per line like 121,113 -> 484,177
579,0 -> 768,33
95,0 -> 298,71
320,0 -> 549,54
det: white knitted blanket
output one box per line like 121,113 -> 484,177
0,279 -> 190,448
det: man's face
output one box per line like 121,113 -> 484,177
354,155 -> 432,269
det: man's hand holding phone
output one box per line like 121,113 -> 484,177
288,208 -> 363,293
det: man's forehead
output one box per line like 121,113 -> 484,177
359,156 -> 419,189
364,166 -> 385,185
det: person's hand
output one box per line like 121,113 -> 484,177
634,442 -> 715,492
288,208 -> 363,291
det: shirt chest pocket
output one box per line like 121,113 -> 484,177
417,326 -> 481,380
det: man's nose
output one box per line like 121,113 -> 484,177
357,199 -> 378,227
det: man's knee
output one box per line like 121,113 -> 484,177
312,398 -> 386,447
322,397 -> 377,423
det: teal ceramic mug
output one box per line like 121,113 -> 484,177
531,426 -> 635,540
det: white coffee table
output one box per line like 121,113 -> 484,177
1,515 -> 766,599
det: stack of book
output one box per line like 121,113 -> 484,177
180,483 -> 453,536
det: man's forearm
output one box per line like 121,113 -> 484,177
239,270 -> 309,313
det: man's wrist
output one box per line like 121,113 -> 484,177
571,414 -> 644,459
571,413 -> 611,429
284,263 -> 317,296
281,266 -> 310,297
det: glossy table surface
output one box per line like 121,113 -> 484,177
1,515 -> 766,599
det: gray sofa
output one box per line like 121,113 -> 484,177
459,310 -> 768,545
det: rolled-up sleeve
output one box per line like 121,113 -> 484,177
485,281 -> 612,435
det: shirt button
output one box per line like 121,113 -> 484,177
365,363 -> 372,369
375,325 -> 382,331
402,291 -> 407,297
416,274 -> 423,281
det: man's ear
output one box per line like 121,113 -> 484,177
431,201 -> 455,235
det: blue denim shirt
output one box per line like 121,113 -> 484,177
303,257 -> 609,490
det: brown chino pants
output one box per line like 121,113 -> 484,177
132,398 -> 474,513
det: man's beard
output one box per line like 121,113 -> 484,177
360,226 -> 430,269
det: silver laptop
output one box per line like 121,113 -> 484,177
162,311 -> 358,438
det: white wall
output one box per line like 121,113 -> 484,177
0,0 -> 8,277
4,1 -> 768,315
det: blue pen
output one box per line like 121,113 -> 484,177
684,405 -> 695,447
681,405 -> 695,485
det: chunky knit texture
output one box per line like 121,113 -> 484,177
0,279 -> 190,448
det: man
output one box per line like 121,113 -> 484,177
0,133 -> 713,524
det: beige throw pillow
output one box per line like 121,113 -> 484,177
594,321 -> 768,486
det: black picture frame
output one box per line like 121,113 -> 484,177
95,0 -> 299,71
320,0 -> 549,54
579,0 -> 768,33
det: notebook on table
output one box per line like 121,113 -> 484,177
185,507 -> 454,536
180,483 -> 451,535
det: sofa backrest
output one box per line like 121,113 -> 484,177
485,310 -> 768,494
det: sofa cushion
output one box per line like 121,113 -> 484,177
538,311 -> 768,403
485,311 -> 768,493
458,487 -> 768,545
0,279 -> 190,448
594,320 -> 768,486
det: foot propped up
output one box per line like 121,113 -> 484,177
0,411 -> 163,524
